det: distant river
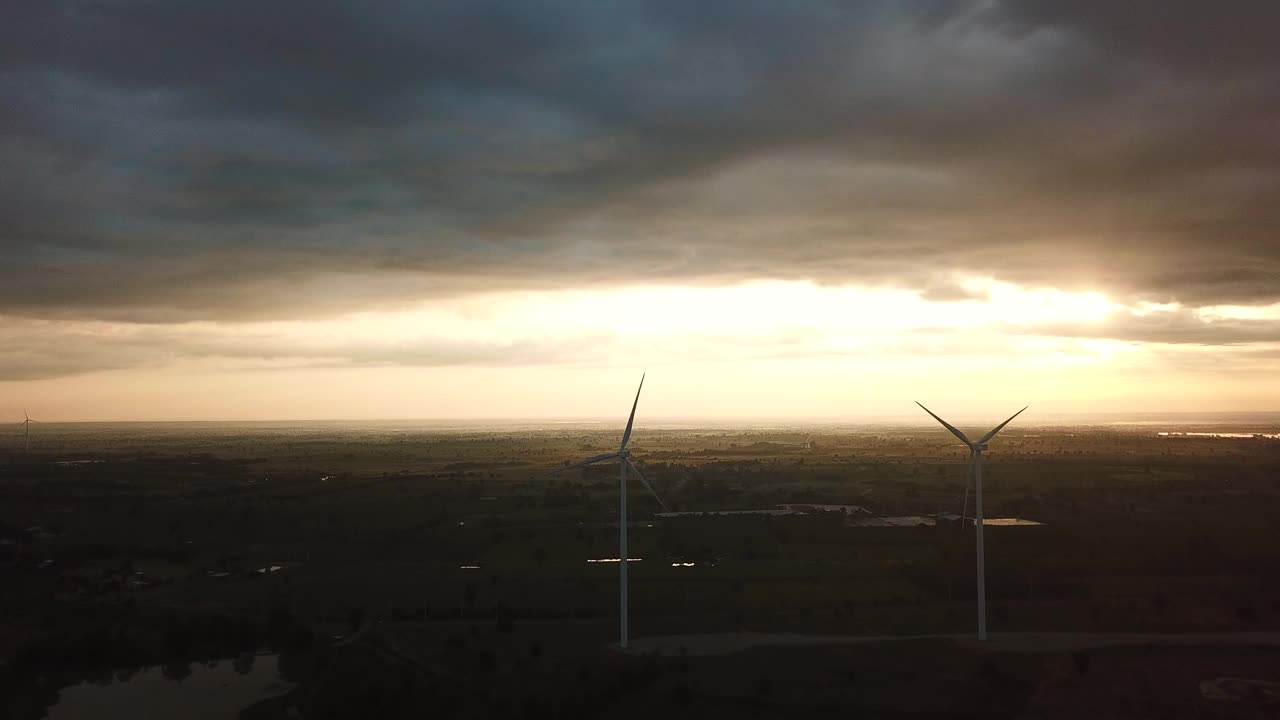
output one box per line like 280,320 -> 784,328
1157,432 -> 1280,439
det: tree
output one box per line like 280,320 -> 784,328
756,675 -> 773,697
347,607 -> 366,633
496,605 -> 514,634
1072,651 -> 1090,676
159,660 -> 191,683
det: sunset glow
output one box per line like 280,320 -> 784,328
3,276 -> 1276,420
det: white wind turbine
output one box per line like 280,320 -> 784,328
915,401 -> 1026,641
552,374 -> 667,649
19,410 -> 40,453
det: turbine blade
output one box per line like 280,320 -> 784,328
915,401 -> 972,447
625,457 -> 669,512
548,452 -> 618,475
619,373 -> 645,452
976,406 -> 1028,446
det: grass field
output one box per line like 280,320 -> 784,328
3,420 -> 1279,717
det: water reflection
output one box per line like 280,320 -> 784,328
47,654 -> 291,720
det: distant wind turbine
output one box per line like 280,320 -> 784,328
19,410 -> 40,453
552,374 -> 667,649
915,401 -> 1026,641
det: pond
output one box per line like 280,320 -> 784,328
46,654 -> 295,720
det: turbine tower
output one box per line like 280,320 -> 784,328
915,401 -> 1026,641
552,374 -> 667,649
19,410 -> 40,454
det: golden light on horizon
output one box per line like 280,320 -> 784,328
248,278 -> 1116,347
4,278 -> 1278,421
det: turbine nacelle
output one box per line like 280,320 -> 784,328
915,402 -> 1027,449
550,374 -> 668,511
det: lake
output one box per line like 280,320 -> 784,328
47,654 -> 294,720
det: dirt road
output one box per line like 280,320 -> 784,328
623,631 -> 1280,656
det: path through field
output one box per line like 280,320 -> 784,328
624,631 -> 1280,655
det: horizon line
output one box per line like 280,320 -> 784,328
7,410 -> 1280,426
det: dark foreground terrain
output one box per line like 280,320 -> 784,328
3,418 -> 1279,718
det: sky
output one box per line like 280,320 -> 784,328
2,1 -> 1279,421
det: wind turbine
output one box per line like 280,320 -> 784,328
19,410 -> 40,453
552,374 -> 667,649
915,401 -> 1026,641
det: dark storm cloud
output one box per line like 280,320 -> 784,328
2,0 -> 1278,328
994,0 -> 1280,73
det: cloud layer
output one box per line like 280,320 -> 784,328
2,1 -> 1279,388
5,2 -> 1279,315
